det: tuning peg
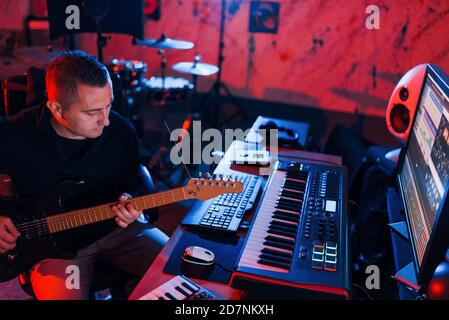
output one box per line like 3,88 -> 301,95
205,172 -> 211,179
198,172 -> 203,178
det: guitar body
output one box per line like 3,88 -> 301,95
0,180 -> 86,282
0,176 -> 243,283
0,238 -> 74,282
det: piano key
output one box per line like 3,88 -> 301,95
273,210 -> 299,219
139,291 -> 159,300
159,281 -> 185,300
263,239 -> 295,251
278,194 -> 303,203
272,212 -> 298,223
175,286 -> 191,298
182,281 -> 199,294
244,241 -> 293,255
275,201 -> 301,212
259,252 -> 292,264
239,256 -> 289,273
276,201 -> 302,212
165,292 -> 178,300
279,188 -> 303,196
285,175 -> 307,183
281,187 -> 305,195
261,247 -> 293,259
274,207 -> 301,215
258,257 -> 290,270
268,227 -> 297,238
270,219 -> 298,230
282,182 -> 305,190
265,235 -> 295,246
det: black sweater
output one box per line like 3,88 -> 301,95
0,104 -> 147,251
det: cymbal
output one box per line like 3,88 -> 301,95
133,34 -> 194,50
172,62 -> 219,76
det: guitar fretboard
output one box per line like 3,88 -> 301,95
45,187 -> 189,233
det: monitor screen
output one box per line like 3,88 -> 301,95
399,65 -> 449,280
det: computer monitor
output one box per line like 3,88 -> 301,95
398,64 -> 449,286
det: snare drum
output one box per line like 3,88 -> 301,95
145,77 -> 193,101
109,59 -> 148,91
145,76 -> 193,104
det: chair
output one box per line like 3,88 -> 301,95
1,68 -> 158,299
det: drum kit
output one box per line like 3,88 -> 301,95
109,33 -> 220,109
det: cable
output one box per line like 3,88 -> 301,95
351,282 -> 374,300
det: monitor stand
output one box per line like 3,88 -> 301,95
388,221 -> 421,291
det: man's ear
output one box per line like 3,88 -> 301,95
46,100 -> 64,119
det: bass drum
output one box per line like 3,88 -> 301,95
145,76 -> 193,107
109,59 -> 148,92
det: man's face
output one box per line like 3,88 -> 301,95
58,82 -> 113,139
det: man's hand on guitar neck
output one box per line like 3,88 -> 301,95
112,193 -> 143,229
0,216 -> 21,253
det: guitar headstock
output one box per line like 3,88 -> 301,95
184,175 -> 244,201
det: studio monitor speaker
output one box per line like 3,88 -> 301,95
386,64 -> 427,142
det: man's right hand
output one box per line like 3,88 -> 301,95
0,216 -> 20,254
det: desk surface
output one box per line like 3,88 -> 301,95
129,141 -> 342,300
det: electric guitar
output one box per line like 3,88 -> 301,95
0,176 -> 243,282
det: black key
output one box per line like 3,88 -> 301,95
273,212 -> 298,223
181,281 -> 198,293
275,201 -> 300,212
274,210 -> 299,219
269,221 -> 298,238
277,196 -> 302,207
265,235 -> 295,246
280,190 -> 304,199
268,226 -> 297,238
165,292 -> 178,300
264,239 -> 294,251
271,220 -> 298,231
260,252 -> 291,264
262,247 -> 293,258
283,180 -> 305,189
258,257 -> 290,270
158,296 -> 165,300
175,286 -> 191,298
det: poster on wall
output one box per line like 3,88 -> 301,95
249,1 -> 280,34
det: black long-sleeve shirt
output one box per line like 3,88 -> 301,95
0,103 -> 147,252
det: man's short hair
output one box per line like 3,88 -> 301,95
46,50 -> 110,108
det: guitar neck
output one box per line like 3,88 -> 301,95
45,186 -> 190,234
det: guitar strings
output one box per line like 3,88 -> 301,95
14,179 -> 230,235
14,188 -> 191,234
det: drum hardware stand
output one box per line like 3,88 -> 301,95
157,49 -> 167,90
96,23 -> 108,63
197,0 -> 251,129
190,55 -> 201,115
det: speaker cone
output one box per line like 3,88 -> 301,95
390,103 -> 410,133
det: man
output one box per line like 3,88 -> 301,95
0,50 -> 168,299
